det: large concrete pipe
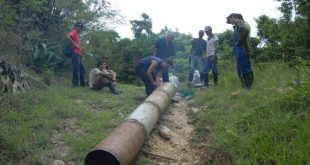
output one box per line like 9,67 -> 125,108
85,83 -> 177,165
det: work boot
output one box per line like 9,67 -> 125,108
241,75 -> 251,89
187,81 -> 193,87
203,74 -> 209,87
239,75 -> 245,88
213,75 -> 218,85
249,71 -> 254,86
200,74 -> 204,84
111,90 -> 122,95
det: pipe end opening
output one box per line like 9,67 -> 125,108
85,150 -> 121,165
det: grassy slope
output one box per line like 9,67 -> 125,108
0,62 -> 309,165
191,62 -> 310,164
0,83 -> 144,164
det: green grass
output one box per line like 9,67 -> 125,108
191,62 -> 310,164
0,61 -> 309,165
0,83 -> 145,164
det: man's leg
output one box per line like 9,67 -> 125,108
162,69 -> 169,83
202,58 -> 211,86
197,56 -> 204,83
71,54 -> 80,87
98,76 -> 119,94
238,54 -> 252,88
237,64 -> 244,87
106,82 -> 119,94
212,59 -> 218,85
188,55 -> 196,83
137,67 -> 154,96
80,59 -> 86,86
90,77 -> 104,90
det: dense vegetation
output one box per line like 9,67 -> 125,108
1,0 -> 309,82
190,63 -> 310,164
0,0 -> 309,164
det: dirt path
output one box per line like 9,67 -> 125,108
142,94 -> 204,164
50,96 -> 205,165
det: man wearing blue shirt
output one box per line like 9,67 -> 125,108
153,33 -> 175,82
188,30 -> 206,85
136,56 -> 174,96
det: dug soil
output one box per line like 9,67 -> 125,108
141,95 -> 206,165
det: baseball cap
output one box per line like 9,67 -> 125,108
163,58 -> 174,66
75,21 -> 84,28
204,26 -> 212,32
226,13 -> 243,24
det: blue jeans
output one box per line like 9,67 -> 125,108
188,55 -> 203,82
136,67 -> 156,96
71,53 -> 85,86
158,56 -> 173,82
202,56 -> 218,85
234,46 -> 252,77
161,69 -> 169,83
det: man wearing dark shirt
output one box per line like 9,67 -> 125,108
153,33 -> 175,82
136,56 -> 173,96
188,30 -> 206,85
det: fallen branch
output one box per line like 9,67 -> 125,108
0,58 -> 30,95
141,149 -> 178,162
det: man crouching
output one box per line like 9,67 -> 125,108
88,60 -> 121,95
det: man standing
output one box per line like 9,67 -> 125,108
136,56 -> 173,97
226,13 -> 254,89
153,33 -> 175,82
67,22 -> 86,87
202,26 -> 219,86
88,60 -> 121,95
188,30 -> 206,86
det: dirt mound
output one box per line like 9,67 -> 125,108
142,96 -> 205,164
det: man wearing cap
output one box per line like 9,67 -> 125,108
153,33 -> 175,83
226,13 -> 254,89
202,26 -> 219,86
188,30 -> 206,86
67,22 -> 86,87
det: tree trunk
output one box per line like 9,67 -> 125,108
308,1 -> 310,58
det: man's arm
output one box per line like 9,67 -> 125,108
212,43 -> 219,61
213,39 -> 219,56
100,70 -> 116,81
236,22 -> 249,46
155,73 -> 161,83
146,60 -> 160,87
66,33 -> 79,48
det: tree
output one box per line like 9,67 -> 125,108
130,13 -> 154,39
0,0 -> 121,72
255,1 -> 310,61
276,0 -> 310,58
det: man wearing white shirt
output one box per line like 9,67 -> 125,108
88,60 -> 121,95
202,26 -> 219,86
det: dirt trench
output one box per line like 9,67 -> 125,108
141,95 -> 205,165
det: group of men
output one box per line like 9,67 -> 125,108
188,13 -> 254,89
136,33 -> 175,96
188,26 -> 219,87
65,12 -> 254,97
66,22 -> 121,95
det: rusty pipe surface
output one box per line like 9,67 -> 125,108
85,83 -> 177,165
